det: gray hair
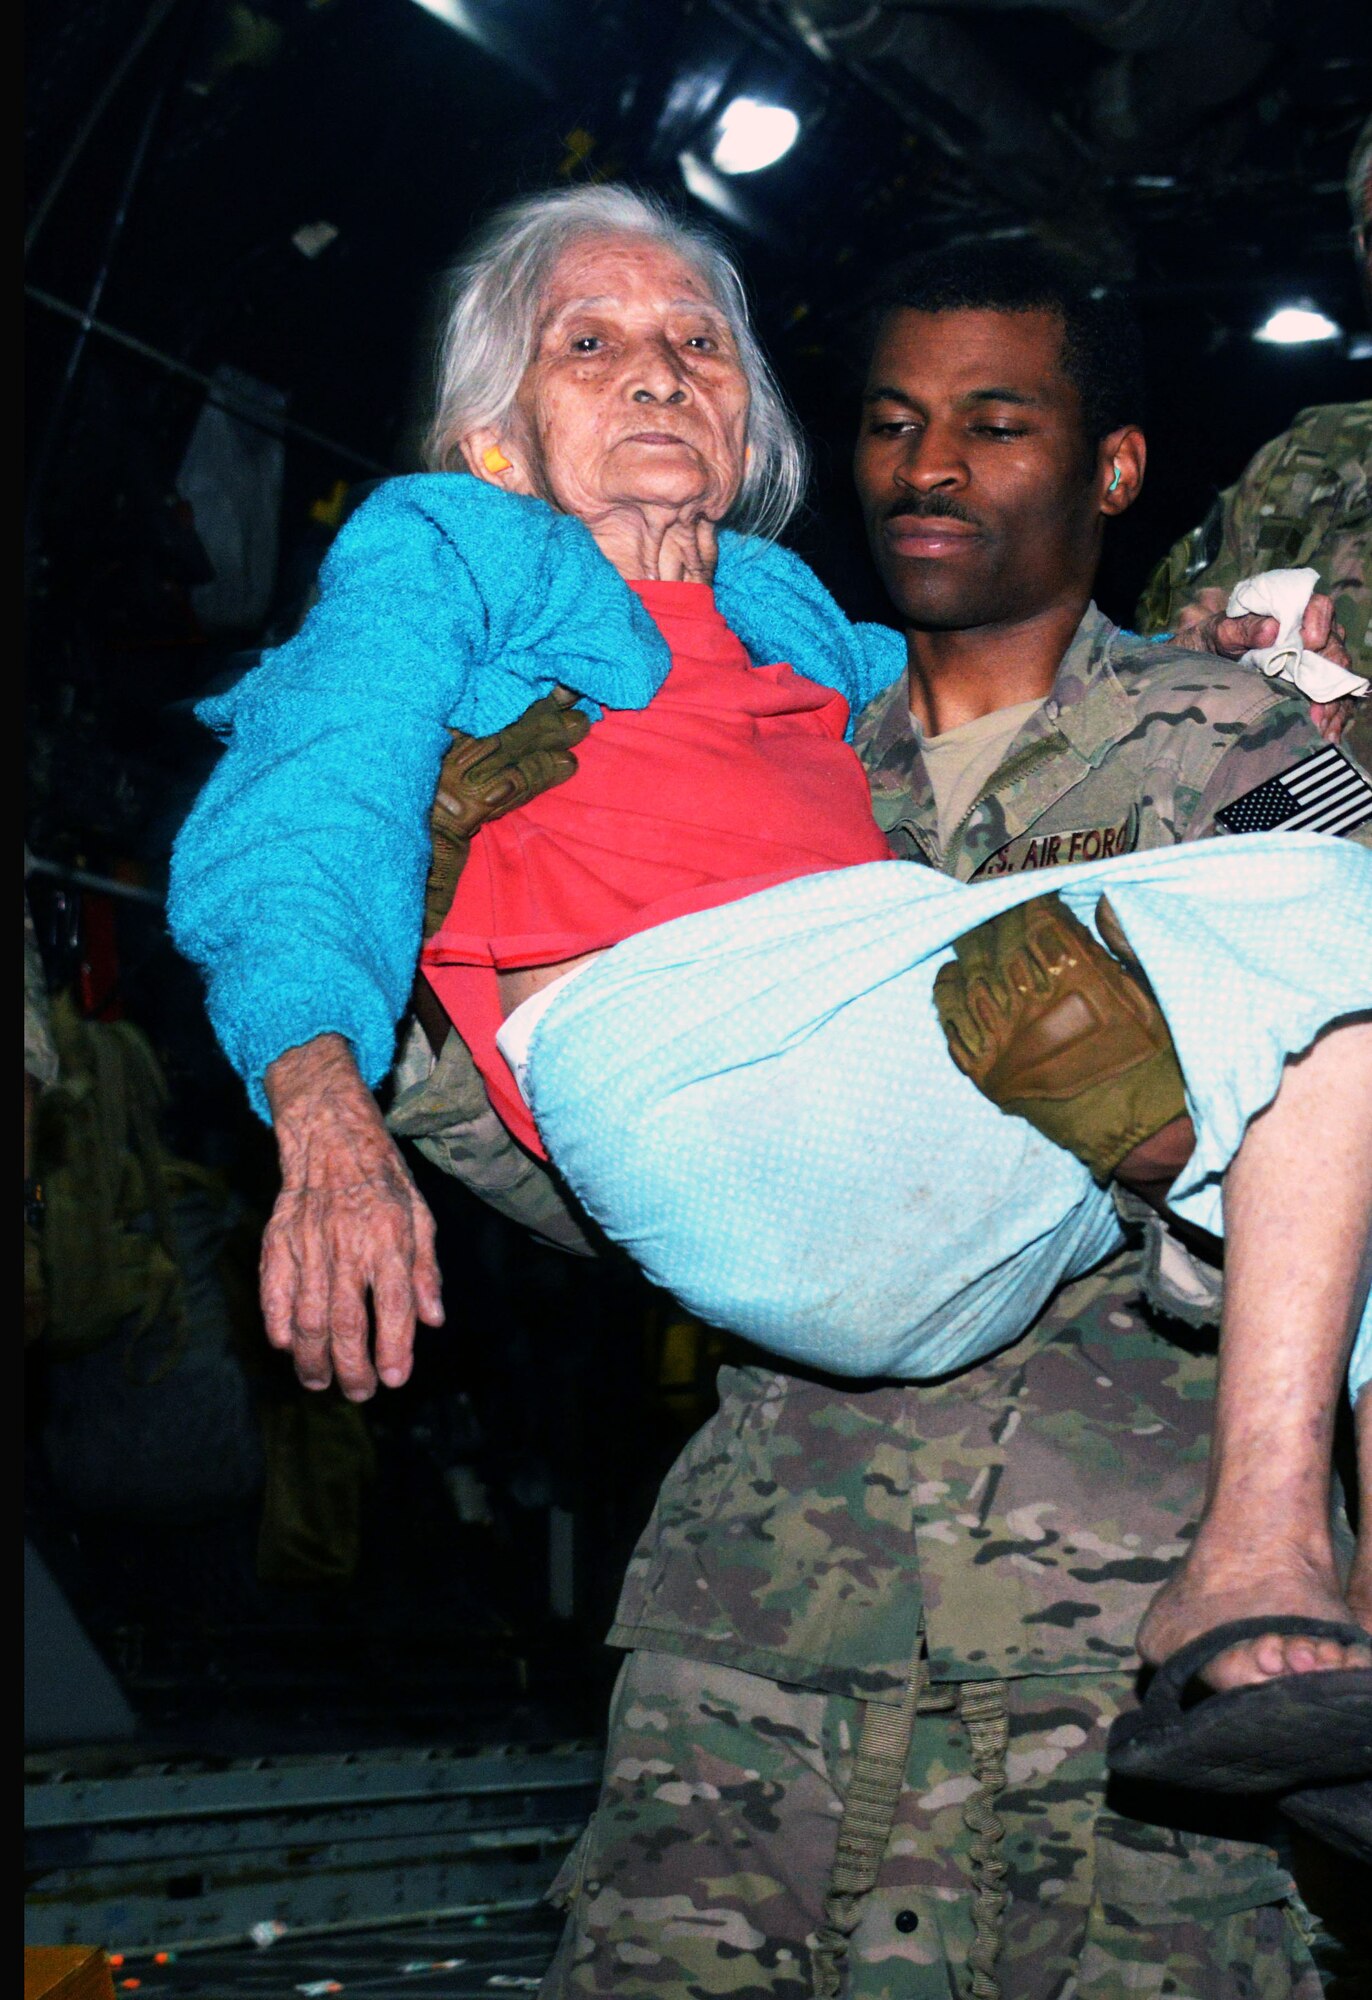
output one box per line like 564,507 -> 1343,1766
425,185 -> 807,541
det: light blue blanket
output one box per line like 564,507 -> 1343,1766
523,834 -> 1372,1392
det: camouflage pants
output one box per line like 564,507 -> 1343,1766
540,1650 -> 1322,2000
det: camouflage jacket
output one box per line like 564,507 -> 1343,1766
1136,400 -> 1372,770
606,605 -> 1366,1699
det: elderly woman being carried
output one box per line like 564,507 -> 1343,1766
171,189 -> 1371,1723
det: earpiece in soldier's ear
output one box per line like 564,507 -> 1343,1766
1107,462 -> 1122,495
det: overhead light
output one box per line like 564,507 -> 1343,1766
678,150 -> 752,227
410,0 -> 484,36
710,98 -> 800,176
292,221 -> 339,260
1253,302 -> 1342,346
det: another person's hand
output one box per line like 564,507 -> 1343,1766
426,691 -> 591,938
1308,695 -> 1358,745
1171,589 -> 1354,741
262,1033 -> 444,1398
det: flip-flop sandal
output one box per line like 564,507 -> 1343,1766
1281,1777 -> 1372,1867
1107,1616 -> 1372,1794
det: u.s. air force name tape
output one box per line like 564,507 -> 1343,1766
976,811 -> 1139,877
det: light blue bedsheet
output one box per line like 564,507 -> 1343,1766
523,833 -> 1372,1391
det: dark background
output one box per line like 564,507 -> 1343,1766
24,0 -> 1372,1753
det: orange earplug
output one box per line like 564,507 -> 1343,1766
482,446 -> 513,473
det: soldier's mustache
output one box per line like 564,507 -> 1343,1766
885,497 -> 978,527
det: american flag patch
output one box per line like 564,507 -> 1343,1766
1215,746 -> 1372,837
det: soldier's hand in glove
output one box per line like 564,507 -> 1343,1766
424,688 -> 590,939
932,893 -> 1190,1184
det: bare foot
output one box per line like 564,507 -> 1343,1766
1138,1536 -> 1372,1693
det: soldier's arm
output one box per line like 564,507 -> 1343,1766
387,695 -> 594,1255
1181,686 -> 1372,846
934,680 -> 1368,1287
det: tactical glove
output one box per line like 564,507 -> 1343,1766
424,689 -> 590,939
932,892 -> 1186,1182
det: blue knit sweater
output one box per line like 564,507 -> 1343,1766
169,475 -> 905,1115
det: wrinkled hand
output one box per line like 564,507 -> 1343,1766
657,516 -> 719,585
1309,695 -> 1357,745
262,1034 -> 443,1398
932,894 -> 1187,1182
1173,590 -> 1353,741
425,690 -> 591,938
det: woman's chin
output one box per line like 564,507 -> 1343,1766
603,476 -> 719,514
600,440 -> 721,505
653,491 -> 713,514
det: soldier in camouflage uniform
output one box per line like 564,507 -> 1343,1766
536,644 -> 1360,2000
1135,401 -> 1371,770
1137,115 -> 1371,772
530,253 -> 1372,1998
394,252 -> 1370,1993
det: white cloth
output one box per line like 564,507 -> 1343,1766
1227,566 -> 1370,703
495,963 -> 596,1106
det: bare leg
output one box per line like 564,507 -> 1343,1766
1137,1020 -> 1372,1690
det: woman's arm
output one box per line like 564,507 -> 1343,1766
254,688 -> 593,1393
168,479 -> 663,1389
169,483 -> 491,1115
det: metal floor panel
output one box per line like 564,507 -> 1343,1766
26,1743 -> 598,1960
27,1742 -> 602,1830
103,1908 -> 566,1996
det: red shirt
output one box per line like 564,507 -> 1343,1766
422,579 -> 892,1154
